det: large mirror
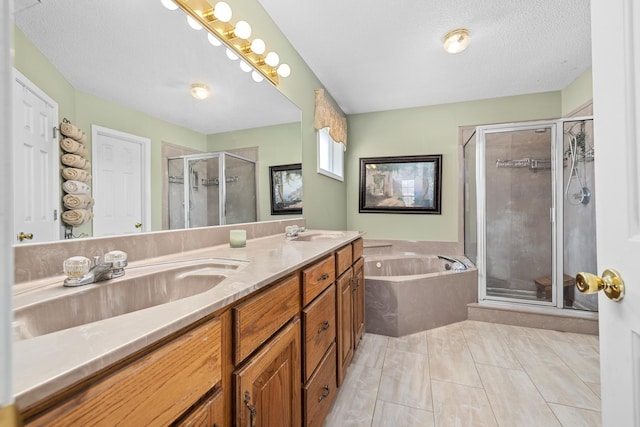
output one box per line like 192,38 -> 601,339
13,0 -> 301,242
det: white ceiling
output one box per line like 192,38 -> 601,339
257,0 -> 592,115
14,0 -> 301,135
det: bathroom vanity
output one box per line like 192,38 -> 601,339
13,224 -> 364,427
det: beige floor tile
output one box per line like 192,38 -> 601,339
371,401 -> 434,427
536,329 -> 600,384
585,382 -> 601,398
387,331 -> 428,354
549,403 -> 602,427
461,320 -> 522,370
431,380 -> 498,427
351,333 -> 388,369
500,328 -> 601,410
378,349 -> 432,411
477,364 -> 561,427
324,363 -> 382,427
427,323 -> 483,387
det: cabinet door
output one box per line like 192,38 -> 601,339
353,258 -> 365,348
177,388 -> 224,427
336,268 -> 353,388
234,319 -> 301,427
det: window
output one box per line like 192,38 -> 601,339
317,127 -> 344,181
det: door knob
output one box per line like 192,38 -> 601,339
576,269 -> 625,302
135,223 -> 142,229
17,232 -> 33,242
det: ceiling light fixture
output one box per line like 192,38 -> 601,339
167,0 -> 291,85
443,28 -> 470,54
190,83 -> 210,100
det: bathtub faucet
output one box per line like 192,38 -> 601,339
437,255 -> 468,271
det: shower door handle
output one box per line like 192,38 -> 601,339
575,269 -> 625,301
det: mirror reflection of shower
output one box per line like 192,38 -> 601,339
167,152 -> 257,229
564,121 -> 594,205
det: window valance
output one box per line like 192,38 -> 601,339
314,88 -> 347,146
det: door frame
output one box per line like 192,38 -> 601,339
12,68 -> 61,242
91,125 -> 151,235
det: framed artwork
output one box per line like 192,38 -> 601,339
359,155 -> 442,214
269,163 -> 303,215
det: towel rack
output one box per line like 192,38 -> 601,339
495,158 -> 551,170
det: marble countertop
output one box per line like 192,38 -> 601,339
13,229 -> 362,409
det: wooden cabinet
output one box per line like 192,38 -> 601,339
234,319 -> 302,427
336,267 -> 354,387
301,255 -> 335,306
233,274 -> 300,364
302,285 -> 336,382
26,319 -> 222,427
303,343 -> 337,427
353,257 -> 365,348
176,388 -> 224,427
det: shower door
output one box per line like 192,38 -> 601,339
476,122 -> 558,306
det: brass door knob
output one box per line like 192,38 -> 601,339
576,269 -> 625,302
17,232 -> 33,242
135,223 -> 142,229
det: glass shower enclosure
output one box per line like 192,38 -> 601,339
464,118 -> 597,311
167,152 -> 257,229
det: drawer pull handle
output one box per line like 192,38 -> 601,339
318,384 -> 331,402
317,320 -> 330,335
318,272 -> 330,281
244,391 -> 257,427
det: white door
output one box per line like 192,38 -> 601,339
12,69 -> 59,244
92,125 -> 150,236
591,0 -> 640,425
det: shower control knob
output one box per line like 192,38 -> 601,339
575,269 -> 625,302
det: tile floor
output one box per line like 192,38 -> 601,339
324,320 -> 601,427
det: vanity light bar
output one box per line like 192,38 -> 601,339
169,0 -> 290,85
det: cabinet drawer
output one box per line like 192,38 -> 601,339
303,343 -> 337,427
335,244 -> 353,278
233,274 -> 300,364
27,319 -> 222,427
352,238 -> 363,262
302,284 -> 336,382
302,255 -> 335,306
176,388 -> 224,427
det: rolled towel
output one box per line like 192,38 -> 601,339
59,122 -> 84,140
61,153 -> 87,169
61,167 -> 91,183
82,160 -> 92,172
77,133 -> 87,144
62,180 -> 91,195
63,194 -> 94,209
60,138 -> 87,157
61,209 -> 93,226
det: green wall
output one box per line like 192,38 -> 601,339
561,68 -> 593,115
346,92 -> 563,241
207,121 -> 302,222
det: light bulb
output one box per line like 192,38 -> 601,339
213,2 -> 232,23
160,0 -> 178,11
226,48 -> 239,61
207,33 -> 222,47
251,71 -> 264,83
277,64 -> 291,78
190,83 -> 210,100
234,21 -> 252,39
240,61 -> 252,72
250,39 -> 266,55
187,15 -> 203,30
443,29 -> 470,54
265,51 -> 280,67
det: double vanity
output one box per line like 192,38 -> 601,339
13,220 -> 364,426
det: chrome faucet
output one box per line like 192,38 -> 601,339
63,251 -> 128,287
285,225 -> 306,238
437,255 -> 468,271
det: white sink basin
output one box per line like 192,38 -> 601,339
292,231 -> 346,241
